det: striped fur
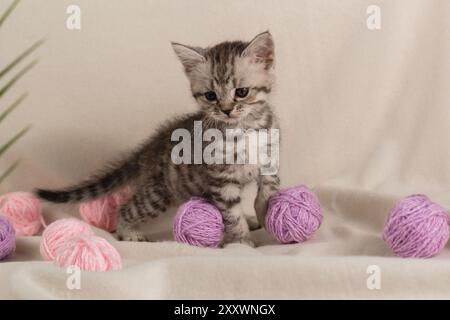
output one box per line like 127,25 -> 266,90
36,32 -> 280,246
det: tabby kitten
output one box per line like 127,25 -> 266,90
37,31 -> 280,246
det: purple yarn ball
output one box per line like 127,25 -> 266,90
173,197 -> 224,248
383,194 -> 450,258
0,216 -> 16,260
266,185 -> 323,244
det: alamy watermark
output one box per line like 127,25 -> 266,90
66,265 -> 81,290
366,265 -> 381,290
66,5 -> 81,30
171,121 -> 279,175
366,5 -> 381,30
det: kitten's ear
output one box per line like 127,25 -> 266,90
171,42 -> 205,73
242,31 -> 274,69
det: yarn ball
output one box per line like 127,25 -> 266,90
80,188 -> 132,232
383,194 -> 450,258
266,185 -> 323,244
0,192 -> 44,236
54,234 -> 122,271
40,218 -> 94,261
173,197 -> 224,248
0,216 -> 15,260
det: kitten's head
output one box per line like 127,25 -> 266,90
172,32 -> 274,124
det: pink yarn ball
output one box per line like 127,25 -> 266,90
266,185 -> 323,244
54,234 -> 122,271
79,188 -> 132,232
40,218 -> 94,261
383,194 -> 450,258
0,216 -> 15,260
174,197 -> 224,248
0,192 -> 44,236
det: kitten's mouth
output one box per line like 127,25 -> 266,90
208,111 -> 241,124
217,114 -> 241,123
222,117 -> 240,124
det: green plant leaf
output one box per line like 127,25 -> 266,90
0,0 -> 20,28
0,124 -> 31,158
0,160 -> 20,184
0,92 -> 27,124
0,60 -> 37,99
0,0 -> 40,184
0,39 -> 44,81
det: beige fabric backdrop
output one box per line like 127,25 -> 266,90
1,0 -> 450,299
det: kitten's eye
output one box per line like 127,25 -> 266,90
204,91 -> 217,101
235,87 -> 249,98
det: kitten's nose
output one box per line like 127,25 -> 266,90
222,109 -> 232,116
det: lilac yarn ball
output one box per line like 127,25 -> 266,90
266,185 -> 323,244
383,194 -> 450,258
0,216 -> 16,260
173,198 -> 224,248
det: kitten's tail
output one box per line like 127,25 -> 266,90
35,156 -> 140,204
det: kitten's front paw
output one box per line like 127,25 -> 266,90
254,199 -> 269,228
239,238 -> 256,248
246,216 -> 262,231
222,237 -> 255,248
115,229 -> 149,242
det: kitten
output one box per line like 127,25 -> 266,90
36,31 -> 280,246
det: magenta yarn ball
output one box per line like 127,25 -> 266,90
0,216 -> 15,260
173,198 -> 224,248
266,185 -> 323,244
383,194 -> 450,258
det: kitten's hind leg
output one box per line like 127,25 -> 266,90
116,183 -> 171,242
